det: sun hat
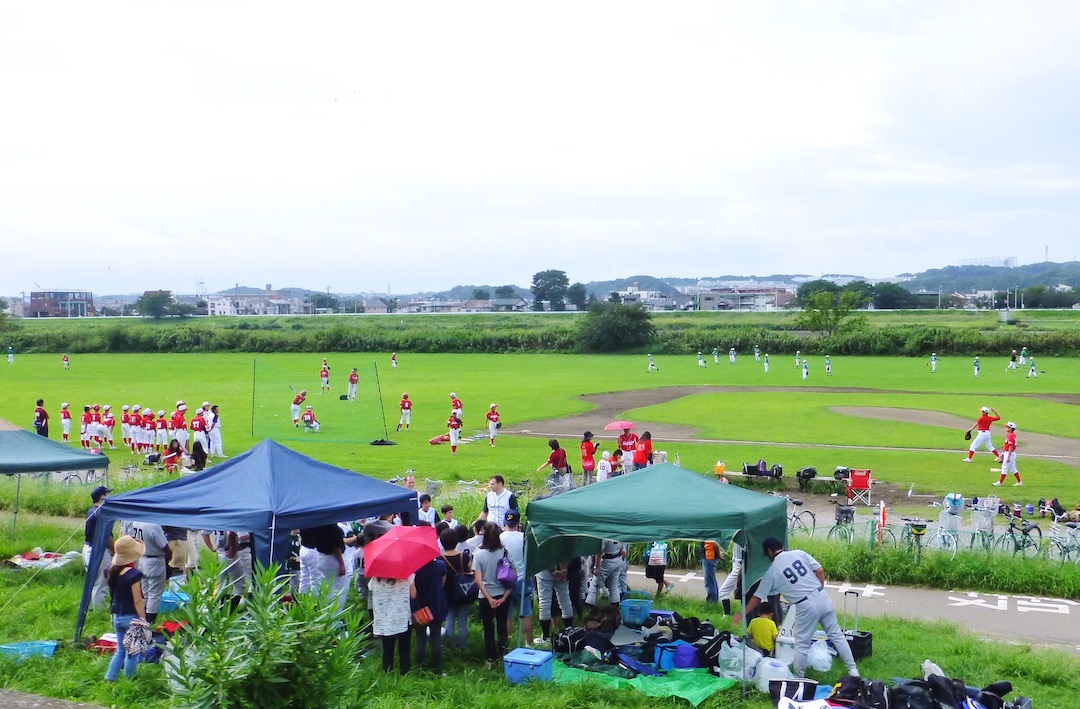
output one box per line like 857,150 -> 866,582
583,431 -> 593,440
111,535 -> 146,567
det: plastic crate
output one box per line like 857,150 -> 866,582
159,590 -> 191,613
504,647 -> 553,684
0,641 -> 57,661
620,598 -> 653,627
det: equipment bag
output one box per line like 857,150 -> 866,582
552,626 -> 586,654
769,678 -> 819,704
697,631 -> 732,665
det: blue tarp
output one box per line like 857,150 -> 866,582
75,439 -> 417,640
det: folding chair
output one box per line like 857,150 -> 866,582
846,469 -> 872,506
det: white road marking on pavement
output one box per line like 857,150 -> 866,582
948,592 -> 1008,611
1015,598 -> 1072,614
828,582 -> 886,598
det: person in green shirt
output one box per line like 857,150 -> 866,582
6,345 -> 13,364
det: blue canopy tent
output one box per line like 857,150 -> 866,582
75,439 -> 418,641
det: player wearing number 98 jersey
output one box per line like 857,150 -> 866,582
741,538 -> 858,678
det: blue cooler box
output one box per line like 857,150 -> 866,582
159,591 -> 191,613
504,647 -> 554,684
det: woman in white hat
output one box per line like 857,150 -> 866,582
105,535 -> 146,682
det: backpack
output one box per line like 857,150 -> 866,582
854,679 -> 893,709
697,631 -> 732,665
770,464 -> 783,480
442,553 -> 478,605
757,459 -> 769,475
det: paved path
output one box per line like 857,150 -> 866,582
0,691 -> 101,708
629,565 -> 1080,655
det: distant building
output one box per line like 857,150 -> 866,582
698,287 -> 794,311
364,298 -> 391,314
490,297 -> 531,312
28,290 -> 95,317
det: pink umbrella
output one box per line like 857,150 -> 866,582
363,525 -> 440,580
604,420 -> 635,431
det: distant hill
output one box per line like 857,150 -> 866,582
904,262 -> 1080,292
439,284 -> 532,300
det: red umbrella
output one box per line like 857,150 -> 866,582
604,420 -> 635,431
363,525 -> 440,580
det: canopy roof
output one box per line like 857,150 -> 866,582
525,463 -> 787,583
77,439 -> 418,640
0,419 -> 110,474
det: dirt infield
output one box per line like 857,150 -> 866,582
507,386 -> 1080,467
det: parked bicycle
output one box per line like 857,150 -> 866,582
925,511 -> 960,559
770,492 -> 815,539
995,516 -> 1041,558
1045,520 -> 1080,563
827,501 -> 856,543
898,518 -> 930,563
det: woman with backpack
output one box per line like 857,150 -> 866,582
439,528 -> 473,650
412,549 -> 448,674
472,522 -> 512,668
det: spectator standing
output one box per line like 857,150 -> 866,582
644,540 -> 675,598
479,476 -> 518,527
501,511 -> 534,647
83,486 -> 114,608
370,573 -> 415,674
33,399 -> 49,438
473,523 -> 511,668
631,431 -> 653,470
579,431 -> 598,485
121,520 -> 169,624
439,528 -> 472,650
104,536 -> 146,682
701,540 -> 722,604
413,554 -> 448,673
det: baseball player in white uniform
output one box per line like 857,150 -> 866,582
586,539 -> 624,605
121,520 -> 169,623
738,537 -> 858,678
715,542 -> 742,616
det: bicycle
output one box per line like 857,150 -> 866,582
995,516 -> 1041,558
827,501 -> 856,543
1045,520 -> 1080,562
898,518 -> 930,563
423,478 -> 444,496
924,510 -> 960,559
770,492 -> 815,539
387,469 -> 415,485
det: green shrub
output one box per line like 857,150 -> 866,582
167,561 -> 369,709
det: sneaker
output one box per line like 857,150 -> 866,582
1013,482 -> 1024,487
961,457 -> 971,462
484,659 -> 497,670
992,482 -> 1002,486
665,581 -> 676,592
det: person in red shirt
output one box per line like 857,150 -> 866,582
617,428 -> 638,461
291,390 -> 307,427
62,353 -> 70,370
995,422 -> 1023,487
397,393 -> 412,432
320,366 -> 330,394
120,405 -> 131,448
537,439 -> 573,491
485,404 -> 500,447
580,431 -> 598,485
301,405 -> 320,432
171,403 -> 189,452
60,402 -> 72,442
156,411 -> 169,452
449,392 -> 463,420
80,406 -> 92,448
190,410 -> 209,453
632,431 -> 653,471
347,368 -> 360,401
447,411 -> 462,455
391,352 -> 397,369
963,406 -> 1000,462
142,408 -> 157,453
89,404 -> 103,445
102,405 -> 116,449
33,399 -> 50,438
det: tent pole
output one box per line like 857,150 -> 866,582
11,473 -> 20,538
372,360 -> 390,441
250,358 -> 257,438
517,534 -> 527,649
269,513 -> 277,567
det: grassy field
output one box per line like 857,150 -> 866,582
1,349 -> 1079,706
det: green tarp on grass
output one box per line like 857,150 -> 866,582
551,660 -> 738,706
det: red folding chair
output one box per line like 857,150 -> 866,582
847,469 -> 872,506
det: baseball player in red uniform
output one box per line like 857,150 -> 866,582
89,405 -> 104,445
450,392 -> 463,420
348,368 -> 359,401
102,405 -> 116,449
963,406 -> 1001,462
171,403 -> 189,452
397,393 -> 412,431
60,403 -> 71,442
62,353 -> 69,370
995,422 -> 1022,487
447,412 -> 462,455
301,405 -> 320,432
617,428 -> 638,461
120,405 -> 131,448
80,406 -> 92,448
391,352 -> 397,368
486,403 -> 500,447
320,365 -> 330,394
155,411 -> 169,452
291,390 -> 307,427
190,409 -> 209,452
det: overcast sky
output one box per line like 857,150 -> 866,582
2,1 -> 1079,297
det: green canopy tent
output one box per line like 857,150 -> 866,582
524,462 -> 787,589
0,418 -> 111,536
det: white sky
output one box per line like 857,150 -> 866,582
2,1 -> 1079,296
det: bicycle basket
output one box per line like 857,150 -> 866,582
835,506 -> 855,525
938,510 -> 961,532
910,522 -> 927,536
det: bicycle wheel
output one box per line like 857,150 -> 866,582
993,534 -> 1017,556
1046,540 -> 1069,562
926,531 -> 958,559
790,511 -> 814,539
873,527 -> 897,548
62,472 -> 82,486
1019,533 -> 1041,559
828,525 -> 853,544
1025,525 -> 1042,549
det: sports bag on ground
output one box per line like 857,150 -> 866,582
553,626 -> 586,654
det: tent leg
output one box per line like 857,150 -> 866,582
516,541 -> 527,649
12,473 -> 20,539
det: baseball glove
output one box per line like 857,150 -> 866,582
964,430 -> 972,441
496,422 -> 502,429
